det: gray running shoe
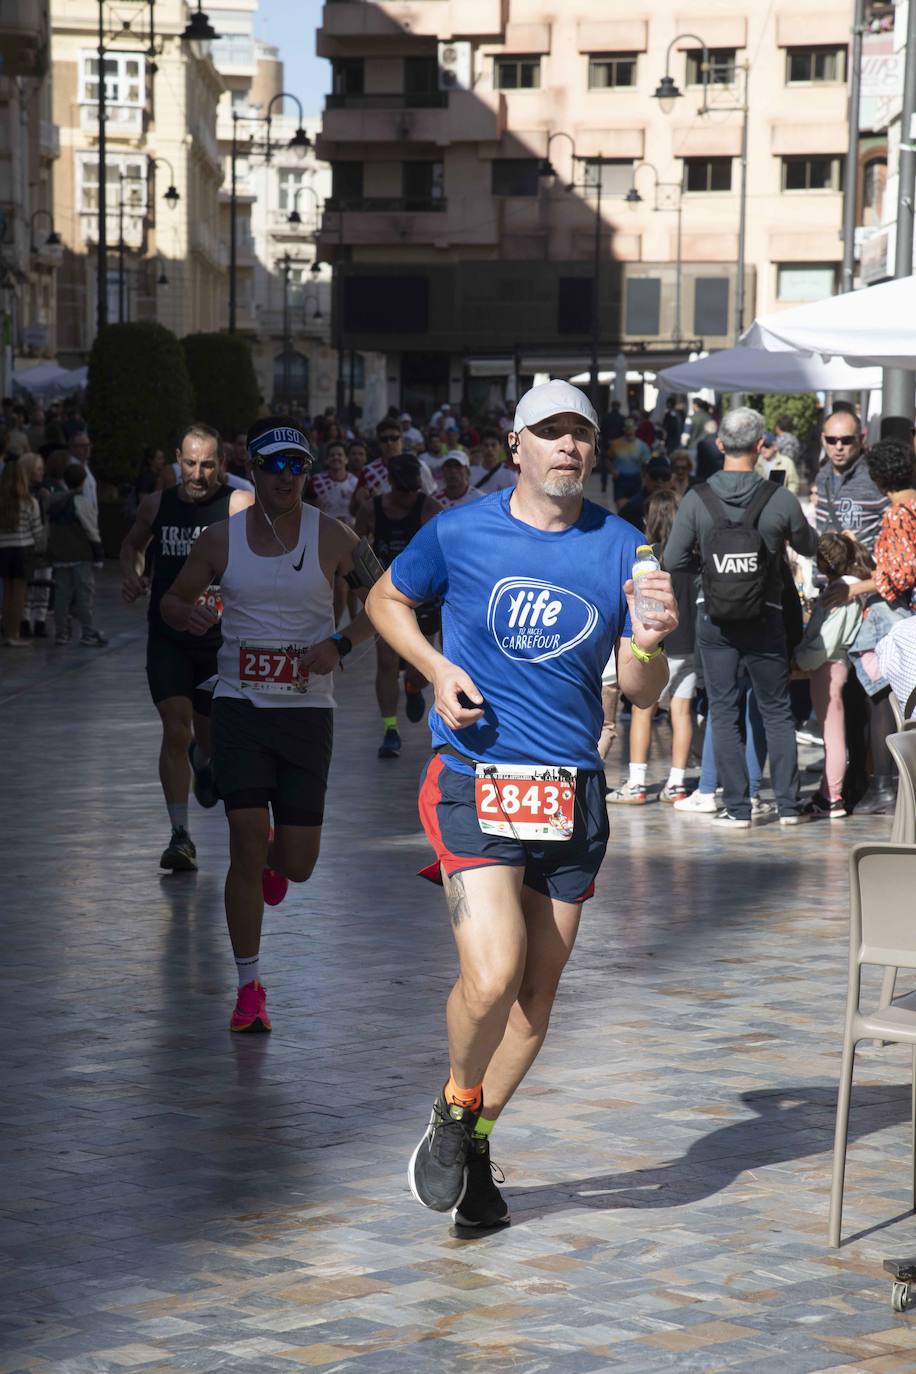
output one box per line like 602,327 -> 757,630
408,1091 -> 478,1212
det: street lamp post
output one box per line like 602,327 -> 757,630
626,163 -> 685,346
654,34 -> 750,343
288,184 -> 321,231
28,210 -> 61,252
280,254 -> 291,409
229,95 -> 311,334
118,172 -> 126,322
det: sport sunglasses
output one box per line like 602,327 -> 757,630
252,452 -> 311,475
823,436 -> 858,446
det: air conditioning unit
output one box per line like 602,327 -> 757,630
438,40 -> 472,92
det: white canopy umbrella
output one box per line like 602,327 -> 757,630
741,277 -> 916,368
657,345 -> 881,394
11,362 -> 88,402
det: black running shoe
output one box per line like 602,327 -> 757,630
452,1139 -> 510,1231
378,727 -> 402,759
160,826 -> 198,872
408,1092 -> 479,1212
405,685 -> 426,724
187,742 -> 219,809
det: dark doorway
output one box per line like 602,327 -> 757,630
401,351 -> 449,421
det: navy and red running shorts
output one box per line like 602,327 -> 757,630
417,753 -> 610,905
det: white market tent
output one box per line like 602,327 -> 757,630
741,276 -> 916,368
11,362 -> 88,402
657,346 -> 882,394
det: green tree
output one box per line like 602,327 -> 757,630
181,332 -> 261,437
761,392 -> 819,440
87,322 -> 194,487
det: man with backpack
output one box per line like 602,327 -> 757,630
664,406 -> 817,828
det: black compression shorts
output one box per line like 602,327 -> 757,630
146,626 -> 217,716
211,697 -> 334,827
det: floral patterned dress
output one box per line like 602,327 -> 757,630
874,496 -> 916,608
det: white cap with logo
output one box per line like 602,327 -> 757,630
513,379 -> 599,435
443,449 -> 470,467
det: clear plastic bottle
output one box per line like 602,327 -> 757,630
633,544 -> 665,624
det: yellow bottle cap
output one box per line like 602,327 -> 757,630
636,544 -> 654,556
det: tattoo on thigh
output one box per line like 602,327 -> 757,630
445,872 -> 471,928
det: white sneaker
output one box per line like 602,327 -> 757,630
674,789 -> 718,813
778,813 -> 807,826
711,810 -> 752,829
751,796 -> 774,817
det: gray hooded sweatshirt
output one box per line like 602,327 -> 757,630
663,469 -> 818,606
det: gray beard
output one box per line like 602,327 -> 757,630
543,476 -> 584,498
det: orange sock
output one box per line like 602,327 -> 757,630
444,1073 -> 483,1114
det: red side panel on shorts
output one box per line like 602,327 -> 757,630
417,753 -> 500,882
574,881 -> 597,903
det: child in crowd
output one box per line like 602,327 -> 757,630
794,533 -> 871,818
607,489 -> 698,803
48,465 -> 107,646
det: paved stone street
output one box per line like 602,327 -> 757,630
4,563 -> 916,1374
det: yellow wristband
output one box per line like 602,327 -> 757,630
629,639 -> 664,665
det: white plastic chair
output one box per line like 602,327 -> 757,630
875,734 -> 916,1016
829,843 -> 916,1247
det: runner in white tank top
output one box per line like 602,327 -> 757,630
159,417 -> 378,1033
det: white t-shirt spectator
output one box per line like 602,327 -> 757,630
469,463 -> 517,491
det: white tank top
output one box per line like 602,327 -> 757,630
215,503 -> 336,709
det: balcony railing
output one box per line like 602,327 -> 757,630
326,92 -> 448,109
325,196 -> 447,212
80,103 -> 145,135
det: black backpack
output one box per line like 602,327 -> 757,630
696,482 -> 778,623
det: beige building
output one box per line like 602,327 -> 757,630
317,0 -> 859,415
51,0 -> 226,362
0,0 -> 61,397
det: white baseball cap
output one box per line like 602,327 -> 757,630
513,379 -> 599,435
443,449 -> 469,467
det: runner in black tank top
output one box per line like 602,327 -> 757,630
120,424 -> 253,872
354,454 -> 442,758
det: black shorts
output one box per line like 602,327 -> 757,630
417,754 -> 609,905
146,626 -> 218,716
211,697 -> 333,827
0,547 -> 27,580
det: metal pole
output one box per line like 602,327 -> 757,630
229,116 -> 238,333
883,0 -> 916,418
335,209 -> 346,417
590,159 -> 603,410
96,0 -> 108,331
282,259 -> 290,408
348,348 -> 355,421
841,0 -> 866,293
734,76 -> 749,342
674,194 -> 683,347
118,173 -> 125,322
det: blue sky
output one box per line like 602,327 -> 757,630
254,0 -> 329,119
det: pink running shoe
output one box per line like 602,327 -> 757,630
230,980 -> 272,1033
262,826 -> 288,907
262,865 -> 288,906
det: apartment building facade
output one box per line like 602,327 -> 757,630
50,0 -> 226,362
1,0 -> 60,398
317,0 -> 859,416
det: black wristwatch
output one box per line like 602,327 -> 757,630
331,633 -> 352,660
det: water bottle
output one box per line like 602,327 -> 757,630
633,545 -> 665,624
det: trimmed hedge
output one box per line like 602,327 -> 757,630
761,392 -> 819,440
181,332 -> 261,438
87,322 -> 195,486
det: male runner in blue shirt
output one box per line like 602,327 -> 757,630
367,380 -> 677,1232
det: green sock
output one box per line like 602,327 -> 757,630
382,715 -> 397,731
473,1115 -> 496,1141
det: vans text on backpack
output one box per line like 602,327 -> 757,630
696,481 -> 778,623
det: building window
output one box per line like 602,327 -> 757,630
583,159 -> 635,198
331,162 -> 364,203
683,157 -> 732,192
79,50 -> 145,129
558,278 -> 591,334
862,156 -> 887,226
77,153 -> 148,243
686,48 -> 736,86
626,278 -> 661,335
782,156 -> 844,191
491,159 -> 540,196
332,58 -> 364,96
273,350 -> 309,407
278,169 -> 307,212
404,56 -> 439,95
587,53 -> 637,89
402,160 -> 444,203
777,264 -> 838,300
786,46 -> 847,84
694,278 -> 730,335
494,56 -> 541,89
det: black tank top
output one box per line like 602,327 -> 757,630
373,492 -> 426,569
148,483 -> 233,642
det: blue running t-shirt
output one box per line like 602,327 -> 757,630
390,488 -> 642,775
